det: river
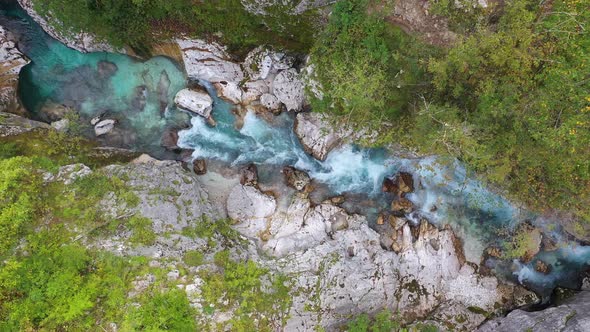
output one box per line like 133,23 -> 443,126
1,0 -> 588,301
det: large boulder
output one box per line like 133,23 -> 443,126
294,112 -> 344,161
17,0 -> 117,53
282,166 -> 311,191
478,291 -> 590,332
272,68 -> 305,112
174,89 -> 213,118
382,171 -> 415,197
0,26 -> 29,112
177,39 -> 244,83
94,119 -> 115,137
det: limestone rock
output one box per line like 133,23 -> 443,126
103,161 -> 221,234
243,46 -> 293,80
45,164 -> 92,185
177,39 -> 244,83
0,26 -> 29,112
272,68 -> 305,112
242,80 -> 269,104
18,0 -> 117,53
94,119 -> 115,137
51,118 -> 69,132
478,291 -> 590,332
227,184 -> 276,238
260,93 -> 281,112
0,112 -> 50,137
174,89 -> 213,119
213,81 -> 242,104
294,112 -> 344,161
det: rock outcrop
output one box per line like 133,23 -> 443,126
478,291 -> 590,332
0,112 -> 50,137
226,184 -> 277,238
174,88 -> 213,119
0,26 -> 29,112
272,68 -> 305,112
82,157 -> 530,331
94,119 -> 115,137
177,39 -> 244,83
294,112 -> 345,161
17,0 -> 117,53
178,41 -> 308,112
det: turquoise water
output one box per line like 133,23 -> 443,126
3,1 -> 590,300
1,2 -> 188,152
179,88 -> 590,299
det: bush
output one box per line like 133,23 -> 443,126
309,0 -> 432,131
123,289 -> 197,331
183,250 -> 204,267
200,253 -> 292,331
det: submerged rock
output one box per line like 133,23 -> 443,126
391,197 -> 414,214
534,259 -> 552,274
38,102 -> 72,123
174,88 -> 213,119
160,127 -> 180,151
0,26 -> 29,113
294,112 -> 344,161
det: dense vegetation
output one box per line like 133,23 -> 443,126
32,0 -> 319,55
309,0 -> 590,228
0,129 -> 293,330
31,0 -> 589,227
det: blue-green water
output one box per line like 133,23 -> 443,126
1,2 -> 188,152
2,0 -> 590,300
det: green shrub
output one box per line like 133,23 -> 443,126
123,288 -> 197,331
309,0 -> 432,131
200,254 -> 292,331
183,250 -> 204,267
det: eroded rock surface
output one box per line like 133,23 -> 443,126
294,112 -> 345,161
174,88 -> 213,119
177,39 -> 244,83
0,112 -> 50,137
478,291 -> 590,332
272,68 -> 305,112
0,26 -> 29,112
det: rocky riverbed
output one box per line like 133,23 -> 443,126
2,1 -> 590,331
